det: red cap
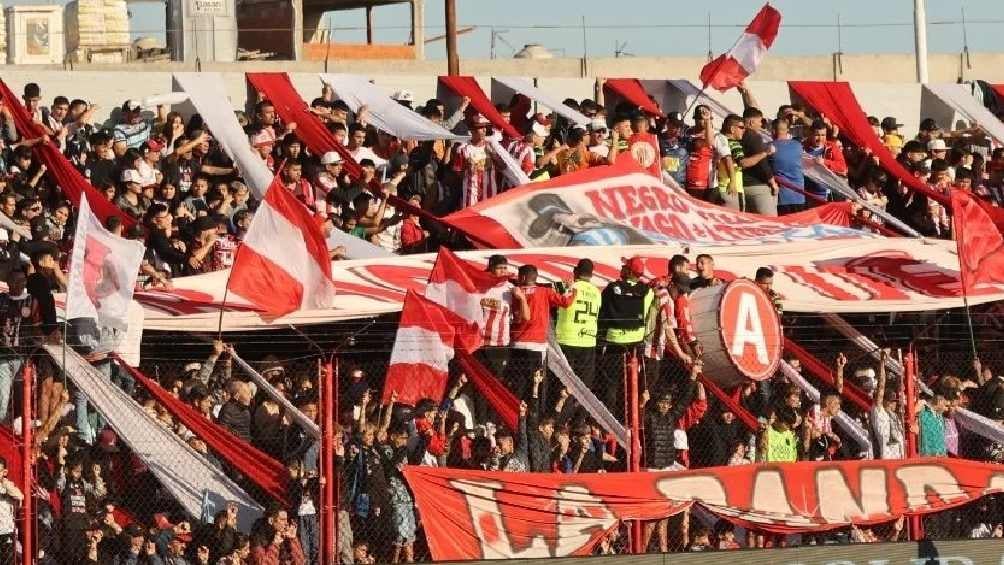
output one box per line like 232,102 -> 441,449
623,256 -> 645,277
144,138 -> 164,153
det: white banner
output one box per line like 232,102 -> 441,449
443,163 -> 869,248
45,345 -> 262,530
493,77 -> 591,126
925,83 -> 1004,145
319,74 -> 468,142
174,72 -> 273,199
65,196 -> 145,332
133,238 -> 1004,331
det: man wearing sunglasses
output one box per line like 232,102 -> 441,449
586,119 -> 609,160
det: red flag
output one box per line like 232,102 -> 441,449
425,247 -> 507,330
383,291 -> 480,405
227,173 -> 335,317
951,189 -> 1004,293
701,4 -> 782,91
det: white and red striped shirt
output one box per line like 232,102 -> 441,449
479,282 -> 513,347
643,278 -> 677,360
452,141 -> 499,208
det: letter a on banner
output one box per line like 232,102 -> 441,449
732,291 -> 769,365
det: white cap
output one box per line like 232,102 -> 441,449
927,139 -> 948,151
531,121 -> 549,137
588,118 -> 608,131
321,151 -> 343,165
391,89 -> 414,103
120,169 -> 141,183
122,99 -> 142,112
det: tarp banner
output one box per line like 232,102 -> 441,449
443,162 -> 869,247
135,238 -> 1004,331
404,458 -> 1004,560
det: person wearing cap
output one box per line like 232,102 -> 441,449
390,89 -> 415,109
505,116 -> 547,184
597,257 -> 654,420
585,118 -> 610,160
314,151 -> 345,209
116,169 -> 151,219
452,113 -> 501,208
917,117 -> 942,145
880,117 -> 905,155
113,99 -> 165,150
926,138 -> 950,176
474,256 -> 528,397
684,105 -> 718,196
555,259 -> 602,387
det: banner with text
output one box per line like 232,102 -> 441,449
443,162 -> 869,248
134,239 -> 1004,331
404,458 -> 1004,561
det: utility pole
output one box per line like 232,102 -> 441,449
445,0 -> 459,75
913,0 -> 929,83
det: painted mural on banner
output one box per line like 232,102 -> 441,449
443,163 -> 870,248
131,240 -> 1004,331
403,458 -> 1004,561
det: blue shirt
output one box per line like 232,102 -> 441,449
771,138 -> 805,206
660,136 -> 688,186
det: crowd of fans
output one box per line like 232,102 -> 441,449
0,75 -> 998,564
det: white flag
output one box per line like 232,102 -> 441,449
65,196 -> 145,331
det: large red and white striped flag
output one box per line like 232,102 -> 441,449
700,4 -> 782,92
425,247 -> 508,328
227,173 -> 335,317
383,290 -> 480,405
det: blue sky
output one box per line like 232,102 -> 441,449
126,0 -> 1004,59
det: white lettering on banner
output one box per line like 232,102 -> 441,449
895,465 -> 967,508
816,468 -> 889,522
731,291 -> 769,364
555,486 -> 617,552
749,470 -> 812,526
451,479 -> 553,559
655,475 -> 728,506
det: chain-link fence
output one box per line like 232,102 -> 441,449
4,308 -> 1004,562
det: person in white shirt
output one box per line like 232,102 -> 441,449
0,456 -> 23,563
346,123 -> 386,170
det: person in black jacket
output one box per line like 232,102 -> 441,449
597,258 -> 653,420
217,380 -> 252,443
640,361 -> 699,553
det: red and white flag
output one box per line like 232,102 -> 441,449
951,189 -> 1004,293
700,4 -> 782,92
383,290 -> 480,405
228,173 -> 335,317
425,247 -> 507,328
65,195 -> 145,331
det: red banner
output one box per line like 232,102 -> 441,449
405,458 -> 1004,560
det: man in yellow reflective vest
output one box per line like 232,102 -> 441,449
555,259 -> 602,389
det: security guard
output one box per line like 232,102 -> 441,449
597,256 -> 653,420
555,259 -> 602,388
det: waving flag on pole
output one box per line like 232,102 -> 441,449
65,196 -> 145,331
382,291 -> 481,406
227,173 -> 336,317
700,4 -> 782,92
951,189 -> 1004,292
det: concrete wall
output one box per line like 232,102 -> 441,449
4,50 -> 1002,134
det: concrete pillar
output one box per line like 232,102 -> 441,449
292,0 -> 303,61
411,0 -> 424,60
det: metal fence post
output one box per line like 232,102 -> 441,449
903,350 -> 924,541
321,357 -> 337,564
627,350 -> 643,553
20,361 -> 32,565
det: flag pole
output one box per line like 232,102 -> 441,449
684,31 -> 743,117
216,248 -> 240,339
961,281 -> 978,361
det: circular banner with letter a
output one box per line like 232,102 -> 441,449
691,278 -> 782,387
